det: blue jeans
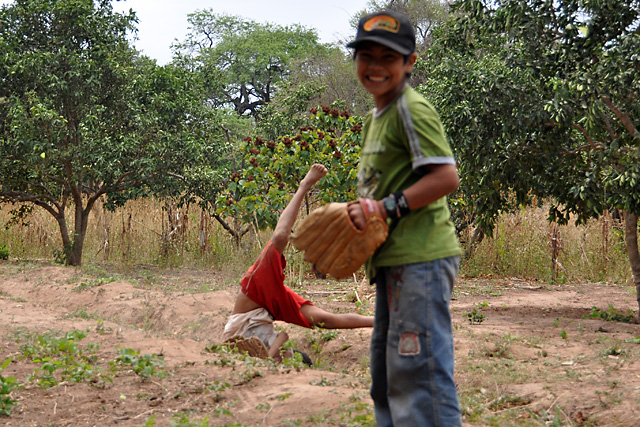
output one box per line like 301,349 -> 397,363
370,257 -> 462,427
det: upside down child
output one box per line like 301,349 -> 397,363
222,164 -> 373,363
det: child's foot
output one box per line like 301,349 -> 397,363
301,163 -> 327,188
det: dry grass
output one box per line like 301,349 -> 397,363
0,199 -> 633,286
460,205 -> 630,285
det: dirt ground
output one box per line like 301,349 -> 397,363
0,260 -> 639,426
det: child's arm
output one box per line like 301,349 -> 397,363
268,331 -> 290,361
400,163 -> 459,212
271,164 -> 327,253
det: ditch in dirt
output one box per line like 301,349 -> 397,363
0,261 -> 639,426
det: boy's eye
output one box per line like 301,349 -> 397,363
358,53 -> 399,63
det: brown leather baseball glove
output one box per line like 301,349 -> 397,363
290,199 -> 388,279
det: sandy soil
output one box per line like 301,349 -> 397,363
0,260 -> 638,426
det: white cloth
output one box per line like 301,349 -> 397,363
221,307 -> 279,349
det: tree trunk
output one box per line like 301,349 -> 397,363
623,211 -> 640,321
69,208 -> 90,266
56,201 -> 91,267
55,211 -> 74,265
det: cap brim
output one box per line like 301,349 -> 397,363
346,36 -> 413,56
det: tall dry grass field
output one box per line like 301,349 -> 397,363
0,200 -> 632,286
0,199 -> 256,275
459,205 -> 630,284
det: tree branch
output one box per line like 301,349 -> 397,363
602,96 -> 640,142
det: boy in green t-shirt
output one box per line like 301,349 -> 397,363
346,9 -> 463,427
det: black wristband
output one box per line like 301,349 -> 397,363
382,195 -> 399,220
393,191 -> 410,217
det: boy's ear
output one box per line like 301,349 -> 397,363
406,53 -> 418,71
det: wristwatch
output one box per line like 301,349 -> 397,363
382,195 -> 399,220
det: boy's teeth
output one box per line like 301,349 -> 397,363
369,76 -> 386,82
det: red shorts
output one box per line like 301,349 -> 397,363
240,241 -> 312,328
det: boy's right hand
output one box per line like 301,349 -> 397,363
347,198 -> 386,230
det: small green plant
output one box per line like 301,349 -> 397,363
560,330 -> 568,339
335,395 -> 375,427
320,330 -> 339,342
525,407 -> 570,426
111,348 -> 165,379
19,330 -> 91,359
19,330 -> 103,388
205,380 -> 230,402
465,302 -> 487,325
169,413 -> 211,426
277,392 -> 292,401
585,305 -> 635,323
602,345 -> 624,357
310,375 -> 335,386
466,309 -> 484,325
65,307 -> 98,320
0,359 -> 19,415
0,243 -> 9,260
256,402 -> 271,411
72,278 -> 115,292
481,333 -> 516,358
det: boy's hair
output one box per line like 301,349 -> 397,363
347,9 -> 416,56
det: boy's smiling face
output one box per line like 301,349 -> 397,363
355,41 -> 417,110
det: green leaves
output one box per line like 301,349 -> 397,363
215,106 -> 362,231
176,11 -> 328,119
421,0 -> 640,235
0,359 -> 18,415
0,0 -> 226,265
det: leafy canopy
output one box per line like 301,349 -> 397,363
0,0 -> 224,265
420,0 -> 640,233
174,12 -> 329,119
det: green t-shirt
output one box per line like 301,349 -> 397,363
358,85 -> 461,274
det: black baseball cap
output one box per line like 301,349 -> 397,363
347,10 -> 416,56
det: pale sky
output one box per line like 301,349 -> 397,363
0,0 -> 371,64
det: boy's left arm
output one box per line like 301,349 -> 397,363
399,163 -> 459,212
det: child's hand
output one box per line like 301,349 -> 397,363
301,163 -> 327,188
346,200 -> 366,230
347,198 -> 386,230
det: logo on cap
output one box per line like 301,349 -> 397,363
363,15 -> 400,34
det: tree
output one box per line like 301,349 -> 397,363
255,48 -> 372,141
174,12 -> 329,120
0,0 -> 223,266
210,106 -> 363,246
288,48 -> 374,117
420,0 -> 640,316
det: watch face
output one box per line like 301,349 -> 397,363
384,198 -> 396,211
